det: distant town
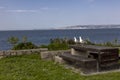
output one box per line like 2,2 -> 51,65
56,24 -> 120,29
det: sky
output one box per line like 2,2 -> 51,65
0,0 -> 120,30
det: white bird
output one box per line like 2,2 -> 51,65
74,37 -> 78,43
79,36 -> 83,43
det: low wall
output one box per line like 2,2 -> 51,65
0,48 -> 48,59
0,48 -> 70,60
41,50 -> 71,61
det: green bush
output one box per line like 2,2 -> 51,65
48,43 -> 69,50
67,39 -> 75,44
8,36 -> 19,46
40,45 -> 48,48
12,42 -> 38,50
40,38 -> 72,50
84,39 -> 95,45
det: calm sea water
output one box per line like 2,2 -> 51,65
0,28 -> 120,50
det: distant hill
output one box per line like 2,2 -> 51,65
55,24 -> 120,29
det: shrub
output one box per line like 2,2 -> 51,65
12,42 -> 38,50
48,43 -> 69,50
84,39 -> 95,45
40,45 -> 48,48
67,39 -> 76,44
8,36 -> 19,46
40,38 -> 72,50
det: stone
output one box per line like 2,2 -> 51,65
41,52 -> 53,61
54,56 -> 65,64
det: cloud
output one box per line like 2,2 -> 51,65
4,7 -> 54,13
6,9 -> 38,13
0,6 -> 4,9
40,7 -> 57,10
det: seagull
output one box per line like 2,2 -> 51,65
74,37 -> 78,43
79,36 -> 83,43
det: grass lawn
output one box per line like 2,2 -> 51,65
0,54 -> 120,80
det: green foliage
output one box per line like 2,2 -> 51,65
41,38 -> 75,50
96,41 -> 120,47
84,38 -> 120,47
7,37 -> 75,50
67,39 -> 76,44
50,38 -> 75,45
40,43 -> 69,50
48,43 -> 69,50
84,39 -> 95,45
1,54 -> 120,80
40,45 -> 48,48
7,36 -> 38,50
104,41 -> 113,46
8,36 -> 19,45
12,42 -> 38,50
8,36 -> 120,51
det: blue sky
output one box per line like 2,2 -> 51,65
0,0 -> 120,30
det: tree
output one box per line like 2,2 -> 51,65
22,36 -> 27,43
8,36 -> 19,46
12,42 -> 37,50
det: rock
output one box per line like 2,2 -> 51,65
41,52 -> 53,61
54,56 -> 65,64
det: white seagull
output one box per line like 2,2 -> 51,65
79,36 -> 83,43
74,37 -> 78,43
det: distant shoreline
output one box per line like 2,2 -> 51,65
0,27 -> 120,31
55,24 -> 120,30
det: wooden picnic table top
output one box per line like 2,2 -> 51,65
70,45 -> 118,52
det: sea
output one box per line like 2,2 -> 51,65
0,28 -> 120,50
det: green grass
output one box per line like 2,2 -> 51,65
0,54 -> 120,80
